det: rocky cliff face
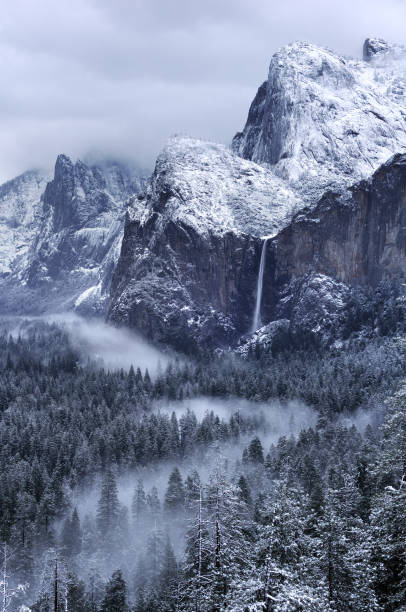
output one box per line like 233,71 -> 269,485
108,136 -> 302,351
109,39 -> 406,351
0,155 -> 147,315
110,146 -> 406,350
242,153 -> 406,346
232,39 -> 406,202
270,154 -> 406,290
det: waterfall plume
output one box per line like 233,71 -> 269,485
252,237 -> 269,333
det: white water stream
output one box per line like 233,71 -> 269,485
252,237 -> 269,332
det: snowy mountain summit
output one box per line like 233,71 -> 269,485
130,136 -> 302,238
232,38 -> 406,201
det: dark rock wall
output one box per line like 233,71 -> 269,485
109,210 -> 264,351
270,154 -> 406,290
109,154 -> 406,350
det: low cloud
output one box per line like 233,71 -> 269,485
47,313 -> 171,375
1,0 -> 406,181
3,313 -> 171,375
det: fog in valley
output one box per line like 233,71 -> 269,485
65,392 -> 380,593
0,313 -> 394,610
1,312 -> 170,376
48,314 -> 171,376
62,396 -> 320,595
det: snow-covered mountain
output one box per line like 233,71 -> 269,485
3,37 -> 406,349
232,38 -> 406,202
0,155 -> 148,315
109,38 -> 406,350
108,136 -> 304,351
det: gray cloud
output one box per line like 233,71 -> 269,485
1,0 -> 406,181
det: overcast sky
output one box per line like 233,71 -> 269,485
1,0 -> 406,182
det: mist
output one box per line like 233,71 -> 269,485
69,398 -> 314,576
75,397 -> 317,510
64,392 -> 379,592
154,396 -> 318,443
1,312 -> 171,376
47,313 -> 171,375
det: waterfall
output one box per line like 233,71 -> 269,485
252,238 -> 269,333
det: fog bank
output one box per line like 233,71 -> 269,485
50,313 -> 171,375
1,313 -> 171,376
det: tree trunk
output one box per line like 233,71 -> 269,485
54,560 -> 58,612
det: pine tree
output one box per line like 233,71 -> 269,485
206,472 -> 255,611
0,542 -> 19,612
66,573 -> 87,612
372,485 -> 406,610
169,412 -> 180,457
185,470 -> 201,511
183,485 -> 212,611
146,487 -> 161,526
81,515 -> 97,556
158,537 -> 178,611
100,569 -> 128,612
37,485 -> 57,546
96,470 -> 121,536
61,507 -> 81,558
33,548 -> 68,612
318,468 -> 379,611
247,437 -> 264,464
237,475 -> 252,507
9,519 -> 34,589
254,479 -> 330,611
86,569 -> 104,612
164,468 -> 185,514
144,526 -> 165,588
132,480 -> 147,527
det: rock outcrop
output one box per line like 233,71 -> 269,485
270,154 -> 406,290
109,150 -> 406,351
0,169 -> 50,278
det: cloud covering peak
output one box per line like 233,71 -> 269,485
1,0 -> 406,181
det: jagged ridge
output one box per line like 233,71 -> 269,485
0,155 -> 148,315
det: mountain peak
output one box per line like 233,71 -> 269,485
55,153 -> 73,168
362,37 -> 406,63
136,135 -> 302,239
363,37 -> 390,61
232,38 -> 406,202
